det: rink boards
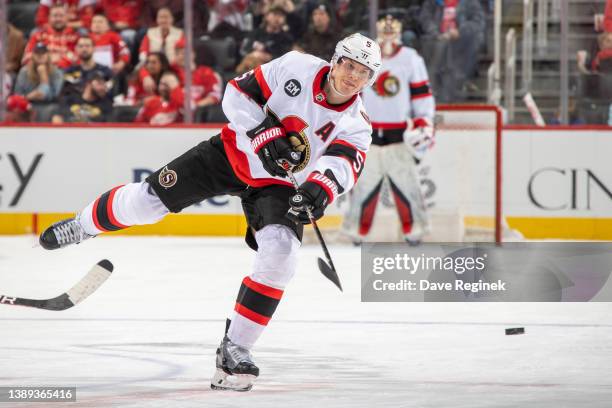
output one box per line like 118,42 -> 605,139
0,124 -> 610,239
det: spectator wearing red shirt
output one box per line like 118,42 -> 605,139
99,0 -> 143,47
24,5 -> 79,69
139,7 -> 185,67
135,70 -> 184,125
35,0 -> 96,31
90,14 -> 131,75
171,38 -> 222,107
592,32 -> 612,73
127,52 -> 170,104
605,0 -> 612,32
578,31 -> 612,74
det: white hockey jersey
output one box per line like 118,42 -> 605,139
361,45 -> 434,130
221,51 -> 372,200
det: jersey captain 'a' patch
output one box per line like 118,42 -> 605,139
222,51 -> 372,190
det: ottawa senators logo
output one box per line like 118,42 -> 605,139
267,110 -> 312,173
158,166 -> 178,189
285,121 -> 311,172
373,71 -> 400,97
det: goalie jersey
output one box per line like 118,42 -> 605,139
221,51 -> 372,199
361,45 -> 435,146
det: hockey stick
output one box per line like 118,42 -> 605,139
280,163 -> 342,292
0,259 -> 114,311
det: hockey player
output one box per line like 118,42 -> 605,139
342,16 -> 435,245
38,34 -> 381,391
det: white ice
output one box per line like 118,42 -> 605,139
1,236 -> 611,407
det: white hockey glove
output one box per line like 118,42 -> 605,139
404,117 -> 435,163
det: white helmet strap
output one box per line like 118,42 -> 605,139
327,64 -> 352,97
328,60 -> 371,97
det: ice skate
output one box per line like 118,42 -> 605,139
211,335 -> 259,392
404,237 -> 422,246
39,216 -> 93,250
404,222 -> 430,246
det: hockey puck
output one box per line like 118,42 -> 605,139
505,327 -> 525,335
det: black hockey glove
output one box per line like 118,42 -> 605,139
287,172 -> 339,224
247,117 -> 301,177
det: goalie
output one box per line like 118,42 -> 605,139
342,15 -> 436,244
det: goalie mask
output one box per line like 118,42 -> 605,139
377,15 -> 402,57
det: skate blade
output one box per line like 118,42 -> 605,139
210,368 -> 256,392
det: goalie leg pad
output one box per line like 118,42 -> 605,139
387,177 -> 415,234
358,179 -> 384,236
383,145 -> 430,240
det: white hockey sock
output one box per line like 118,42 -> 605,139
79,182 -> 169,236
227,312 -> 267,350
227,225 -> 300,349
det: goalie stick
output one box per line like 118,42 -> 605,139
0,259 -> 113,311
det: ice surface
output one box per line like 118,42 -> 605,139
1,236 -> 611,407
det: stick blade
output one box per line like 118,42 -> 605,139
318,258 -> 343,292
0,259 -> 114,311
97,259 -> 114,273
65,259 -> 114,306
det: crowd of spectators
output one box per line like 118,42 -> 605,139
2,0 -> 495,124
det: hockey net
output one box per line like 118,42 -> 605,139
305,104 -> 517,244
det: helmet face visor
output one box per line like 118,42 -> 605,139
336,57 -> 374,81
332,33 -> 382,87
377,15 -> 402,44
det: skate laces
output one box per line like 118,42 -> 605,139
53,219 -> 88,246
226,340 -> 254,366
